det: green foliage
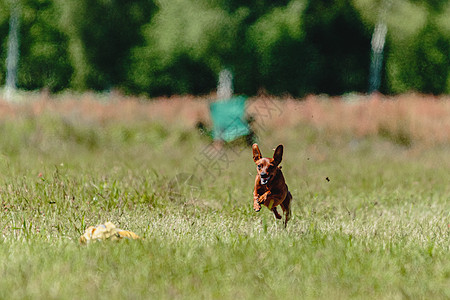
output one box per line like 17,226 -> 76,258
127,0 -> 251,95
248,0 -> 306,69
301,0 -> 371,95
18,0 -> 72,91
151,0 -> 246,71
0,0 -> 13,85
355,0 -> 450,94
56,0 -> 155,91
0,0 -> 449,95
387,21 -> 450,94
247,0 -> 308,95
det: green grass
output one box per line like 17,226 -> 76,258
0,105 -> 449,299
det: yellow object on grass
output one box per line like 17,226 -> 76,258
79,222 -> 140,244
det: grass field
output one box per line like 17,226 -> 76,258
0,93 -> 449,299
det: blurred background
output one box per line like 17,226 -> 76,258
0,0 -> 449,98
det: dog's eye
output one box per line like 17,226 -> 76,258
257,164 -> 262,169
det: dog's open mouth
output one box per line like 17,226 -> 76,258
260,175 -> 271,185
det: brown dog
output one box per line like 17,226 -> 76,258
252,144 -> 292,227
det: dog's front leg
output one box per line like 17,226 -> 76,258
253,193 -> 262,212
258,191 -> 273,208
254,190 -> 270,212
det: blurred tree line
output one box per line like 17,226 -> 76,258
0,0 -> 449,96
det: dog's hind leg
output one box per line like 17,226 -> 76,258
272,207 -> 282,219
281,191 -> 292,227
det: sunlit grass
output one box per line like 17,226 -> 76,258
0,95 -> 449,299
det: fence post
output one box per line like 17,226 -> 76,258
217,68 -> 233,99
369,0 -> 391,94
4,0 -> 21,101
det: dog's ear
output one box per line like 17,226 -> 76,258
252,143 -> 262,162
273,145 -> 283,166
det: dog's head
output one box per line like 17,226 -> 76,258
252,143 -> 283,185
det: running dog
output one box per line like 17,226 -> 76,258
252,144 -> 292,227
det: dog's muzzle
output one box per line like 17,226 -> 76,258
260,174 -> 271,185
